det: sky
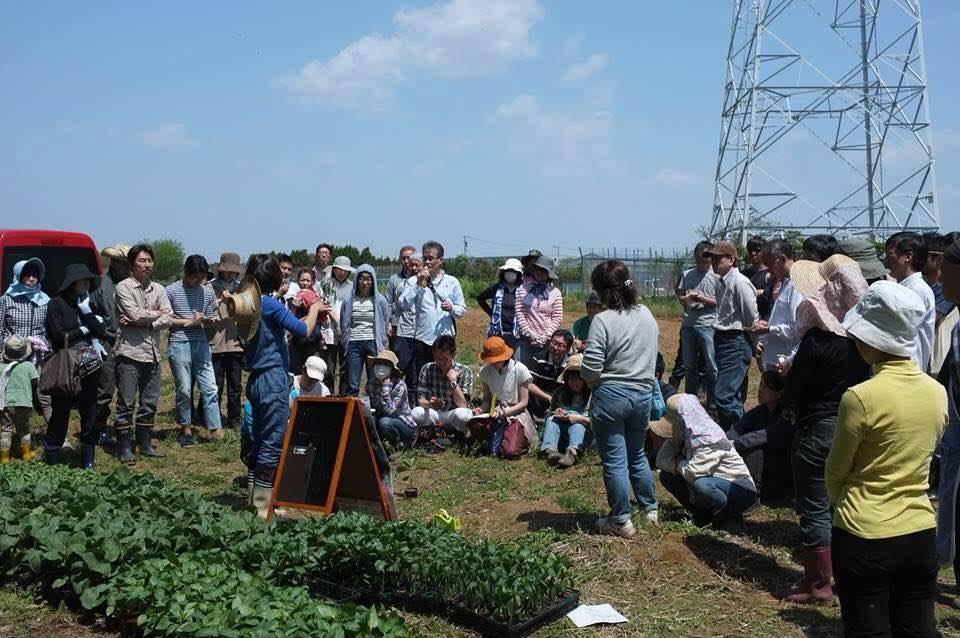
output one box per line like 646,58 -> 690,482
2,0 -> 958,262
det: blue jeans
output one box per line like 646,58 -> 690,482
681,325 -> 718,401
714,330 -> 753,429
343,340 -> 378,397
540,416 -> 593,453
246,367 -> 290,486
168,340 -> 222,430
793,417 -> 835,548
390,336 -> 419,401
660,471 -> 756,522
377,416 -> 415,448
591,383 -> 656,523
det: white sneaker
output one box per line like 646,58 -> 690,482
643,510 -> 659,526
596,517 -> 637,538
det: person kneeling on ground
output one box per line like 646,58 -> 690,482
540,354 -> 592,468
652,394 -> 757,534
412,335 -> 473,436
728,370 -> 793,504
289,355 -> 330,404
368,350 -> 417,449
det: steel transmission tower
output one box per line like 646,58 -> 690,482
711,0 -> 940,242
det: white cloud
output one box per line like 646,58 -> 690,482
136,123 -> 197,150
641,168 -> 707,188
560,33 -> 585,62
493,93 -> 614,177
277,0 -> 544,108
563,53 -> 609,82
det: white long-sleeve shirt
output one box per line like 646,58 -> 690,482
901,272 -> 935,372
760,278 -> 803,369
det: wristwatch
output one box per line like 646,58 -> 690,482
449,380 -> 459,390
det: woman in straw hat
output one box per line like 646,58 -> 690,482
653,394 -> 757,533
242,254 -> 324,518
827,281 -> 947,636
367,349 -> 417,449
580,260 -> 659,538
540,354 -> 592,469
777,254 -> 871,604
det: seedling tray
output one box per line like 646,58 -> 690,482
355,588 -> 446,615
449,590 -> 580,637
308,577 -> 361,604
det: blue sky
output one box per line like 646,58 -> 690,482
2,1 -> 958,261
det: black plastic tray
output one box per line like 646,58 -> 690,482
309,577 -> 362,604
449,590 -> 580,638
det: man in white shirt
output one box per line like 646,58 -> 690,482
886,232 -> 936,371
753,239 -> 803,371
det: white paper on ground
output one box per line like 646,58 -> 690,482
566,603 -> 628,628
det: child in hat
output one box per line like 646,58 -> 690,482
540,354 -> 592,468
0,335 -> 40,463
289,355 -> 330,405
367,350 -> 417,448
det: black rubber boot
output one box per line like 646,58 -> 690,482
44,447 -> 61,465
116,428 -> 136,464
136,425 -> 165,458
80,443 -> 96,469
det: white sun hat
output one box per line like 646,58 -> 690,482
842,280 -> 925,358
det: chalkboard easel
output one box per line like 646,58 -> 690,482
267,397 -> 395,523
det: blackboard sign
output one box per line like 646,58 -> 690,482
268,397 -> 396,522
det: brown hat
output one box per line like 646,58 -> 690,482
648,394 -> 683,439
702,240 -> 737,259
557,354 -> 583,383
791,254 -> 858,297
370,349 -> 402,375
214,252 -> 244,275
480,336 -> 514,364
101,244 -> 132,260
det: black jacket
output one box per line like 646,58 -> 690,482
44,295 -> 108,351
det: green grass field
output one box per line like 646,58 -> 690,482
3,301 -> 960,637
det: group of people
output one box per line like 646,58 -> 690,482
3,230 -> 960,637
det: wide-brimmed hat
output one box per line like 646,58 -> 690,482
222,276 -> 262,342
331,256 -> 355,274
499,258 -> 523,274
557,354 -> 584,383
648,394 -> 683,439
481,336 -> 514,364
304,355 -> 328,381
702,240 -> 737,259
585,291 -> 602,306
791,254 -> 858,297
369,349 -> 402,375
214,252 -> 244,275
57,263 -> 101,295
838,238 -> 887,280
101,244 -> 132,261
842,280 -> 925,358
2,335 -> 32,363
520,249 -> 543,268
530,255 -> 558,280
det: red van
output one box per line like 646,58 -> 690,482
0,229 -> 101,295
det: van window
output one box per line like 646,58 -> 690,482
1,247 -> 100,296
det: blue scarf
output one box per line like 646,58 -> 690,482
4,260 -> 50,307
529,282 -> 550,301
488,283 -> 519,339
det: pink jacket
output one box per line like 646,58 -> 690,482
516,282 -> 563,346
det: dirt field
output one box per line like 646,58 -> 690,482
3,305 -> 960,637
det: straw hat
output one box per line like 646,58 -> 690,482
480,336 -> 514,364
369,349 -> 402,375
790,254 -> 858,297
648,394 -> 682,439
222,276 -> 262,342
2,335 -> 32,363
101,244 -> 132,261
557,354 -> 584,383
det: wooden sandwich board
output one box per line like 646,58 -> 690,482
267,397 -> 396,523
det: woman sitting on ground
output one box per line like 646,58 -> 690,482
367,350 -> 417,450
540,354 -> 592,468
827,281 -> 947,637
477,258 -> 523,350
728,370 -> 793,504
652,394 -> 757,534
474,336 -> 538,451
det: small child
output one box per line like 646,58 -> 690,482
540,354 -> 592,468
0,336 -> 40,464
367,350 -> 417,449
289,356 -> 330,406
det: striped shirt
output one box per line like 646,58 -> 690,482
350,297 -> 375,341
166,281 -> 216,343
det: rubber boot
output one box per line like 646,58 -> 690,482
80,443 -> 95,470
21,444 -> 35,462
98,426 -> 116,448
136,425 -> 165,458
44,447 -> 61,465
0,449 -> 9,465
116,428 -> 136,464
251,485 -> 273,520
778,547 -> 834,604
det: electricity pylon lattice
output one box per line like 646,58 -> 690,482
711,0 -> 940,242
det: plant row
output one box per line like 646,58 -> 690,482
0,462 -> 575,632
